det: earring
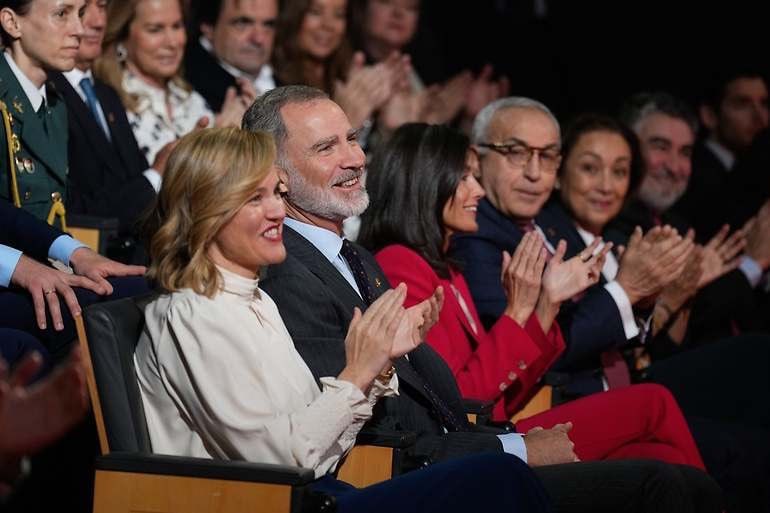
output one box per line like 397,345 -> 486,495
116,43 -> 127,62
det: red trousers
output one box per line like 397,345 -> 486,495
515,384 -> 705,470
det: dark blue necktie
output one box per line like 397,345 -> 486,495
340,239 -> 376,305
79,77 -> 110,140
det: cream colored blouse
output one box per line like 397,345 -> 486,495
134,266 -> 397,477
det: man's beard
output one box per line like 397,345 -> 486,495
285,165 -> 370,221
637,179 -> 687,214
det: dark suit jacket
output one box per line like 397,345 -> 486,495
607,197 -> 759,343
49,73 -> 154,236
260,225 -> 505,464
183,41 -> 238,113
0,198 -> 62,261
450,198 -> 628,378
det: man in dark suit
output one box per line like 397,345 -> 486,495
673,70 -> 768,240
612,92 -> 770,341
49,0 -> 173,263
242,85 -> 723,513
185,0 -> 277,112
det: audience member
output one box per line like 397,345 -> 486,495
48,0 -> 170,262
674,69 -> 768,238
185,0 -> 277,112
94,0 -> 250,164
360,121 -> 712,470
135,125 -> 551,513
1,198 -> 147,359
0,346 -> 88,504
247,85 -> 722,513
349,0 -> 508,131
0,0 -> 82,222
273,0 -> 409,130
612,92 -> 770,340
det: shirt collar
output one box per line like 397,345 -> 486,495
62,67 -> 93,90
704,138 -> 735,171
198,36 -> 275,93
284,217 -> 344,265
3,51 -> 47,111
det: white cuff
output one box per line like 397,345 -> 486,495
739,256 -> 763,288
143,168 -> 162,193
604,281 -> 640,339
498,433 -> 527,463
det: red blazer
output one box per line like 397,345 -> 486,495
376,245 -> 565,420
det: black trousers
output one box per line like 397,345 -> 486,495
643,334 -> 770,512
645,333 -> 770,430
0,276 -> 149,362
533,459 -> 722,513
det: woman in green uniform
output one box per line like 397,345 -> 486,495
0,0 -> 83,222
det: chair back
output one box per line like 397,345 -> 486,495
77,293 -> 157,454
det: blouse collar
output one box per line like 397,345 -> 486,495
217,265 -> 261,300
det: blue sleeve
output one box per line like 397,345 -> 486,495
0,244 -> 23,287
48,235 -> 87,266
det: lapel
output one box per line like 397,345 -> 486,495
538,197 -> 586,260
50,73 -> 123,170
283,226 -> 367,311
283,226 -> 437,404
0,58 -> 66,183
95,79 -> 142,171
445,271 -> 483,345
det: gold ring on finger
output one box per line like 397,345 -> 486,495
44,289 -> 56,295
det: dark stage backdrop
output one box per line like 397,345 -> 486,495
408,0 -> 768,123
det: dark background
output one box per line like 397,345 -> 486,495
408,0 -> 768,123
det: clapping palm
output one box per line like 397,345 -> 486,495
542,239 -> 612,303
391,286 -> 444,358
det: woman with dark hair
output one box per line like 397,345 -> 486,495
359,122 -> 707,469
0,0 -> 81,221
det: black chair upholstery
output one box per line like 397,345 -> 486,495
84,293 -> 154,453
80,295 -> 331,513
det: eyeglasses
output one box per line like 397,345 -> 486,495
477,141 -> 562,172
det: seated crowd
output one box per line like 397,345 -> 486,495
1,0 -> 769,512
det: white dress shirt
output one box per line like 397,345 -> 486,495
575,226 -> 640,340
199,37 -> 276,95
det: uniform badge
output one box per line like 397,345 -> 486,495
374,278 -> 382,288
12,100 -> 23,114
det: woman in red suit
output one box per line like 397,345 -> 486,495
358,123 -> 705,469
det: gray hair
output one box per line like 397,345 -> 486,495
619,92 -> 699,135
471,97 -> 561,147
242,85 -> 329,166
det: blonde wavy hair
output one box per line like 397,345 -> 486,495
147,127 -> 276,297
94,0 -> 191,112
